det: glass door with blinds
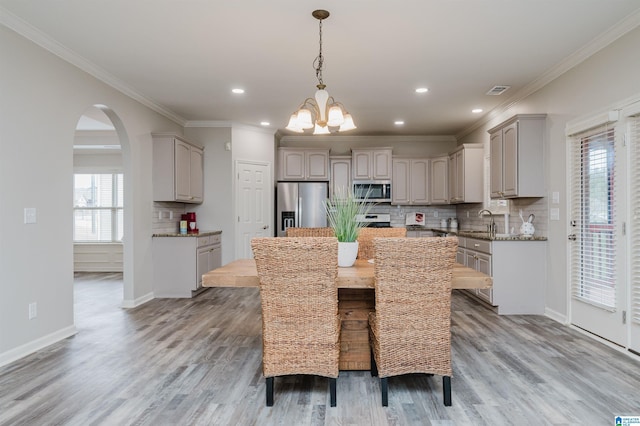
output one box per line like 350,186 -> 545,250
569,125 -> 627,345
629,114 -> 640,354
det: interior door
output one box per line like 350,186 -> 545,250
569,126 -> 627,345
236,161 -> 272,259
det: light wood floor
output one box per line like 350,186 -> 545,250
1,273 -> 639,425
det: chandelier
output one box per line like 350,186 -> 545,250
285,10 -> 356,135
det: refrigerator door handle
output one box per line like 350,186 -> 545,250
298,197 -> 303,227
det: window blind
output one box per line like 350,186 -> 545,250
570,126 -> 617,310
630,115 -> 640,324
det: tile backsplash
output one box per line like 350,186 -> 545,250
152,202 -> 188,233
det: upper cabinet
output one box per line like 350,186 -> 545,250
329,155 -> 352,199
489,114 -> 546,198
429,155 -> 449,205
448,144 -> 484,204
152,133 -> 204,203
351,148 -> 393,180
278,148 -> 329,181
392,158 -> 429,205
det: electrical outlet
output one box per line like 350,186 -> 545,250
29,302 -> 37,319
24,207 -> 37,224
467,211 -> 470,218
434,211 -> 438,218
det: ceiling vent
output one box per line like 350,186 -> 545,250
486,85 -> 511,95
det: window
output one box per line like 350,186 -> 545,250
73,173 -> 123,242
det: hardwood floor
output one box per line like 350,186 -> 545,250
1,273 -> 639,425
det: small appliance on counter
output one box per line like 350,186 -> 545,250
449,217 -> 458,230
182,212 -> 198,234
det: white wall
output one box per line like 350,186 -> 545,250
458,26 -> 640,320
0,25 -> 182,365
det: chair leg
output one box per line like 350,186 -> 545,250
266,377 -> 274,407
380,377 -> 388,406
370,349 -> 378,377
329,378 -> 337,407
443,376 -> 451,406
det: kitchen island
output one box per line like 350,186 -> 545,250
203,259 -> 491,370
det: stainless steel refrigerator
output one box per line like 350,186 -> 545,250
276,181 -> 328,237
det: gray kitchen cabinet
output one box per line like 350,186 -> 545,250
461,237 -> 546,314
489,114 -> 546,198
329,155 -> 351,199
430,155 -> 449,204
152,233 -> 222,298
278,148 -> 329,181
351,148 -> 393,180
392,158 -> 429,205
152,133 -> 204,203
448,144 -> 483,203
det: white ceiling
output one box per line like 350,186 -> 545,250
2,1 -> 640,137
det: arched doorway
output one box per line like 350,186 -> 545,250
73,105 -> 131,310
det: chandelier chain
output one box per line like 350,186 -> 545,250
314,18 -> 324,86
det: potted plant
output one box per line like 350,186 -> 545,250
324,187 -> 374,267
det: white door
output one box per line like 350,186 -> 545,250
235,161 -> 272,259
629,114 -> 640,354
569,126 -> 627,345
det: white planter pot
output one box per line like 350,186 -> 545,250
338,241 -> 359,267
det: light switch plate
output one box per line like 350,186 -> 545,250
24,207 -> 37,224
552,191 -> 560,204
550,208 -> 560,221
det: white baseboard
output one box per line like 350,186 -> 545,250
0,325 -> 77,368
121,291 -> 154,309
545,307 -> 568,324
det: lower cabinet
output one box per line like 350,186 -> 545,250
153,233 -> 222,298
459,237 -> 546,314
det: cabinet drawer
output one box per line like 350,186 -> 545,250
465,238 -> 491,254
197,236 -> 210,248
209,234 -> 221,245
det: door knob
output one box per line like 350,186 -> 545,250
263,225 -> 269,230
568,234 -> 577,241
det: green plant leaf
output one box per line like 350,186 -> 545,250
324,186 -> 375,242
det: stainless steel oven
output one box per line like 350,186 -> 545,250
353,181 -> 391,202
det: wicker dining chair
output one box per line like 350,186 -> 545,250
357,227 -> 407,260
251,237 -> 341,407
285,227 -> 335,237
369,236 -> 458,407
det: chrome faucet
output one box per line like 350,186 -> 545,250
478,209 -> 496,238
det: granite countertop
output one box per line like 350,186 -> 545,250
152,230 -> 222,237
408,226 -> 547,241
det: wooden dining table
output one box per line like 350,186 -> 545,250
202,259 -> 492,371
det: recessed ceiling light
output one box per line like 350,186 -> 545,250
472,108 -> 483,114
394,121 -> 405,125
415,88 -> 428,93
232,88 -> 245,94
260,121 -> 270,126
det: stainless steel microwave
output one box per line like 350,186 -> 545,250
353,181 -> 392,202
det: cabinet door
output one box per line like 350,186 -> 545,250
456,247 -> 465,265
190,146 -> 204,203
502,122 -> 519,197
196,246 -> 210,290
455,150 -> 464,202
174,140 -> 192,201
306,151 -> 329,180
392,159 -> 410,204
373,150 -> 392,179
475,252 -> 494,304
410,159 -> 429,204
330,158 -> 351,199
430,156 -> 449,204
352,151 -> 372,180
448,153 -> 460,203
490,131 -> 504,198
280,150 -> 306,180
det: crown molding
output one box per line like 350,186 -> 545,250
184,120 -> 234,128
456,8 -> 640,140
278,134 -> 457,144
0,7 -> 186,126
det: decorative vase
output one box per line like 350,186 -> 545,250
338,241 -> 359,267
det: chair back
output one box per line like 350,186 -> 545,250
357,227 -> 407,259
285,227 -> 335,237
251,237 -> 340,379
371,236 -> 458,377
